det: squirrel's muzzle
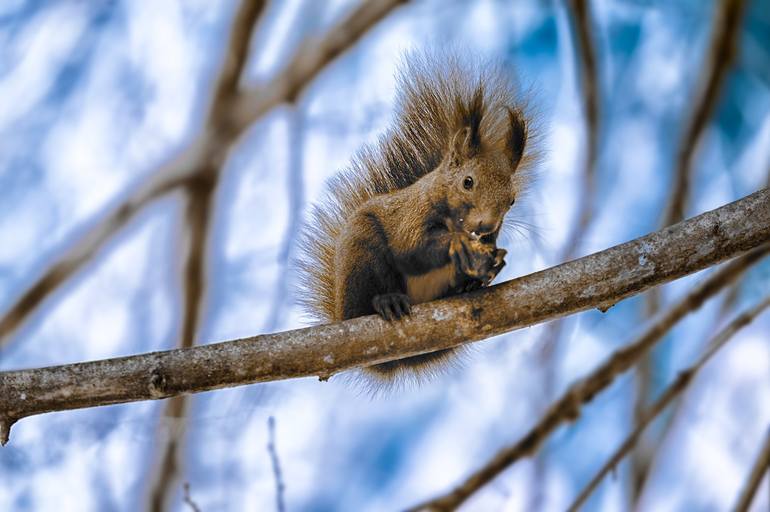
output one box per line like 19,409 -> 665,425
468,217 -> 502,239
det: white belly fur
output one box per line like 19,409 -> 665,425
406,264 -> 456,304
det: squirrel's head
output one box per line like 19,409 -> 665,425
440,106 -> 527,240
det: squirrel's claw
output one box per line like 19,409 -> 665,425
482,248 -> 507,285
461,279 -> 484,293
373,293 -> 412,321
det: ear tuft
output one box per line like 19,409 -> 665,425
450,126 -> 469,166
506,107 -> 527,169
449,87 -> 485,165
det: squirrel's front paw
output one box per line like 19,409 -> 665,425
372,293 -> 412,321
450,234 -> 499,279
482,248 -> 507,285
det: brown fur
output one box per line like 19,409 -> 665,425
296,52 -> 533,384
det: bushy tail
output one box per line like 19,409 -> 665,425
295,51 -> 528,324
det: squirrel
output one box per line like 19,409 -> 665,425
296,52 -> 532,384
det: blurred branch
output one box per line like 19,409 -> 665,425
661,0 -> 746,227
263,108 -> 306,332
261,0 -> 323,333
182,483 -> 202,512
567,295 -> 770,512
410,241 -> 769,512
637,174 -> 770,508
145,1 -> 267,509
560,0 -> 600,260
0,0 -> 407,349
1,188 -> 768,445
733,428 -> 770,512
233,0 -> 408,125
267,416 -> 286,512
531,1 -> 600,506
634,0 -> 747,498
146,172 -> 220,512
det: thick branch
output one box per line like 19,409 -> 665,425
0,189 -> 767,445
411,241 -> 768,511
0,0 -> 406,347
568,295 -> 770,511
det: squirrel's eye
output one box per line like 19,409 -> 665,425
510,198 -> 516,206
463,176 -> 474,190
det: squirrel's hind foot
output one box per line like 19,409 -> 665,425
372,293 -> 412,320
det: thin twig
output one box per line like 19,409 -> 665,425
733,428 -> 770,512
182,482 -> 202,512
267,416 -> 286,512
567,296 -> 770,511
409,242 -> 770,511
1,189 -> 768,446
661,0 -> 747,227
559,0 -> 600,260
0,0 -> 407,349
264,108 -> 306,332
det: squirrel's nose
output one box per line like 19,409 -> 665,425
474,220 -> 497,236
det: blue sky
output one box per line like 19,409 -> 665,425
1,1 -> 769,510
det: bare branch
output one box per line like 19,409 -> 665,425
567,295 -> 770,511
531,2 -> 600,504
264,109 -> 306,332
210,0 -> 267,115
635,1 -> 748,495
411,242 -> 769,511
234,0 -> 408,127
146,182 -> 217,511
636,175 -> 770,506
560,0 -> 600,260
409,240 -> 767,511
182,482 -> 202,512
146,1 -> 267,509
0,0 -> 406,348
0,188 -> 767,445
662,0 -> 747,227
733,428 -> 770,512
268,416 -> 286,512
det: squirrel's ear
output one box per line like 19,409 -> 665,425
449,124 -> 481,166
505,107 -> 527,169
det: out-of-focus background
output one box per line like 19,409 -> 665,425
1,0 -> 769,511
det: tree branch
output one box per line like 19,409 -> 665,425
560,0 -> 600,260
0,0 -> 407,348
144,2 -> 268,509
267,416 -> 286,512
531,2 -> 601,506
733,428 -> 770,512
661,0 -> 746,227
233,0 -> 408,127
0,188 -> 767,446
410,240 -> 768,511
567,295 -> 770,511
635,1 -> 748,496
